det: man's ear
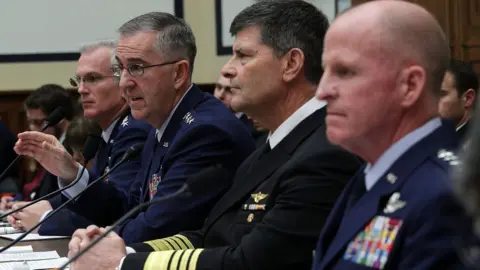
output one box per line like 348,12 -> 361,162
398,65 -> 426,107
463,88 -> 476,109
173,60 -> 190,89
282,48 -> 305,83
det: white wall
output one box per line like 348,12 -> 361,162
0,0 -> 176,55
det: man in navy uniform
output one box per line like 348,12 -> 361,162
14,12 -> 255,244
312,1 -> 472,269
9,41 -> 151,235
65,1 -> 362,269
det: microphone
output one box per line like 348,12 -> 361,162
0,134 -> 101,220
0,143 -> 145,253
59,165 -> 232,269
0,107 -> 66,184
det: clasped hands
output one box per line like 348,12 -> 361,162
68,225 -> 127,270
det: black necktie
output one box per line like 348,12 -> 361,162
346,173 -> 366,211
258,141 -> 271,160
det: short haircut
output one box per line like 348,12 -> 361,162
447,59 -> 479,96
230,0 -> 329,85
118,12 -> 197,75
79,40 -> 117,66
24,84 -> 75,120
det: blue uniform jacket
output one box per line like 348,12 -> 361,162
66,85 -> 256,244
312,121 -> 471,270
39,110 -> 151,236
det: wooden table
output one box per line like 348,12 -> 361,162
0,238 -> 70,257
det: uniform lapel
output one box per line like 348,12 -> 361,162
320,120 -> 458,268
206,108 -> 326,227
95,109 -> 131,175
141,85 -> 204,202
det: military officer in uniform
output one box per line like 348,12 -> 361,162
312,1 -> 473,269
65,1 -> 362,269
9,40 -> 151,235
14,12 -> 255,244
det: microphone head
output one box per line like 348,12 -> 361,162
82,135 -> 102,163
121,143 -> 145,161
45,107 -> 66,127
186,165 -> 233,196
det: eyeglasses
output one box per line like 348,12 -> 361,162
110,60 -> 180,77
69,74 -> 117,87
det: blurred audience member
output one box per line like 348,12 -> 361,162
0,84 -> 75,209
439,59 -> 478,145
214,74 -> 254,130
63,117 -> 102,166
0,120 -> 18,195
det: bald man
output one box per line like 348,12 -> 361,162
313,1 -> 473,269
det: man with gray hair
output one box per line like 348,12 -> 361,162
14,12 -> 255,244
9,40 -> 151,235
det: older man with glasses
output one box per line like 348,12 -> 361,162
14,12 -> 255,244
8,40 -> 152,236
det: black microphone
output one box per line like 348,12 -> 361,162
59,165 -> 232,269
0,107 -> 67,184
0,143 -> 145,253
0,134 -> 101,220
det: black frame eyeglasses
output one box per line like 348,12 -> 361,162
110,60 -> 180,77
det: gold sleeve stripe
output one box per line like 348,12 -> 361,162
173,235 -> 194,249
167,250 -> 182,270
188,249 -> 204,270
178,250 -> 194,270
145,239 -> 173,251
170,236 -> 188,250
144,250 -> 175,270
164,237 -> 181,250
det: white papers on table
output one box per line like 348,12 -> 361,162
0,228 -> 22,235
0,250 -> 59,262
0,246 -> 33,254
0,233 -> 69,241
0,257 -> 69,270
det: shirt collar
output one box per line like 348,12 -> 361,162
235,112 -> 244,119
156,84 -> 193,142
101,118 -> 120,143
268,98 -> 326,149
58,132 -> 67,144
363,117 -> 442,190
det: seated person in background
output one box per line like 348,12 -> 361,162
7,40 -> 151,235
63,116 -> 102,167
0,84 -> 75,209
66,1 -> 361,269
0,120 -> 18,195
439,59 -> 478,146
14,13 -> 255,244
214,74 -> 254,130
312,1 -> 475,269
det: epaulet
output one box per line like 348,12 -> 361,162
433,148 -> 461,169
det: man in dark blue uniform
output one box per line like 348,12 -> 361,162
312,1 -> 473,269
9,41 -> 151,235
14,13 -> 255,244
